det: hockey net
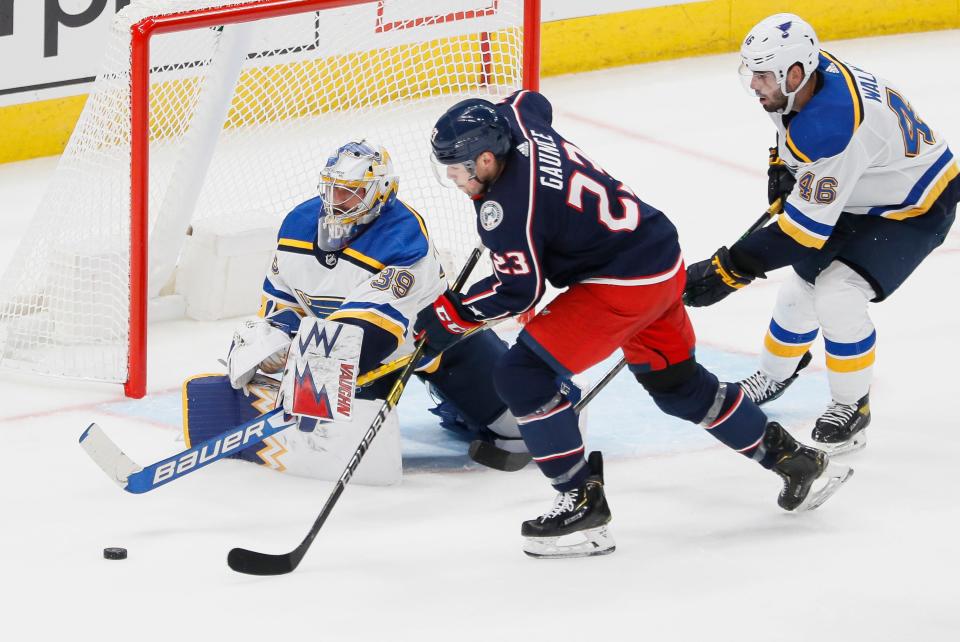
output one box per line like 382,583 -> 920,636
0,0 -> 538,397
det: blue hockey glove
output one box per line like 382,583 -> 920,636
683,246 -> 761,307
414,290 -> 483,360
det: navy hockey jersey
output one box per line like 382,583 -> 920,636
461,90 -> 683,321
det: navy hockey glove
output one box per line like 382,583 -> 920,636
414,290 -> 483,360
683,246 -> 763,307
768,146 -> 796,205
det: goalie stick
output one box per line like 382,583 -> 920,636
226,244 -> 485,576
80,408 -> 296,493
470,201 -> 783,472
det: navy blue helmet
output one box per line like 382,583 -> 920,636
431,98 -> 512,165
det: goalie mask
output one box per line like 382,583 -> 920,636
317,140 -> 399,251
739,13 -> 819,114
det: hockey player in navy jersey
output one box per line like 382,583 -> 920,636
416,93 -> 852,558
187,140 -> 529,484
684,14 -> 958,455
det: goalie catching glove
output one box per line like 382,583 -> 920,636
683,246 -> 765,307
414,290 -> 482,360
227,320 -> 292,393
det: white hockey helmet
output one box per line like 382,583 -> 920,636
739,13 -> 820,113
317,140 -> 399,251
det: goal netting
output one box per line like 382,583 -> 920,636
0,0 -> 536,397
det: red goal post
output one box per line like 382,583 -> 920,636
0,0 -> 541,398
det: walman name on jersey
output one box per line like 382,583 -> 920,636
848,64 -> 882,103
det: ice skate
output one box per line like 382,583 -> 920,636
738,351 -> 813,406
764,422 -> 853,512
521,451 -> 614,558
812,394 -> 870,455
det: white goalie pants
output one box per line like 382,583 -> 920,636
761,262 -> 876,404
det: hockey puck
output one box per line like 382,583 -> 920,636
103,547 -> 127,560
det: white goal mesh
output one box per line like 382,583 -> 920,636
0,0 -> 533,395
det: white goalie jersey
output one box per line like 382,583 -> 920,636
259,195 -> 447,363
772,50 -> 958,249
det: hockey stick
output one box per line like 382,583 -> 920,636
355,313 -> 516,387
741,197 -> 783,240
226,245 -> 485,576
470,200 -> 785,472
355,322 -> 486,387
80,408 -> 297,493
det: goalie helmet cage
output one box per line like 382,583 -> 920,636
0,0 -> 540,398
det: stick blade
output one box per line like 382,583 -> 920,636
227,547 -> 299,576
468,440 -> 532,472
79,423 -> 142,491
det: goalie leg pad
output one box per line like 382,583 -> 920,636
183,374 -> 280,462
254,398 -> 402,486
184,375 -> 400,484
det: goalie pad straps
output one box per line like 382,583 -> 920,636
279,317 -> 363,422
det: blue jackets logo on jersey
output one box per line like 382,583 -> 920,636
480,201 -> 504,231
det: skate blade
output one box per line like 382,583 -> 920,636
522,525 -> 615,559
795,460 -> 854,512
815,431 -> 867,457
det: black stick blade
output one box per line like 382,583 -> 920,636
227,547 -> 299,576
468,440 -> 532,472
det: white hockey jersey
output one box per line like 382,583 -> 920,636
258,196 -> 446,365
773,51 -> 958,249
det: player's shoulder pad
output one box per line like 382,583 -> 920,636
784,52 -> 863,164
500,90 -> 553,127
276,196 -> 320,246
348,199 -> 430,268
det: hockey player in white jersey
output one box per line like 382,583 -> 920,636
684,14 -> 958,454
184,140 -> 531,483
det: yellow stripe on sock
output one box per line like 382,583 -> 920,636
826,350 -> 876,373
764,332 -> 813,358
